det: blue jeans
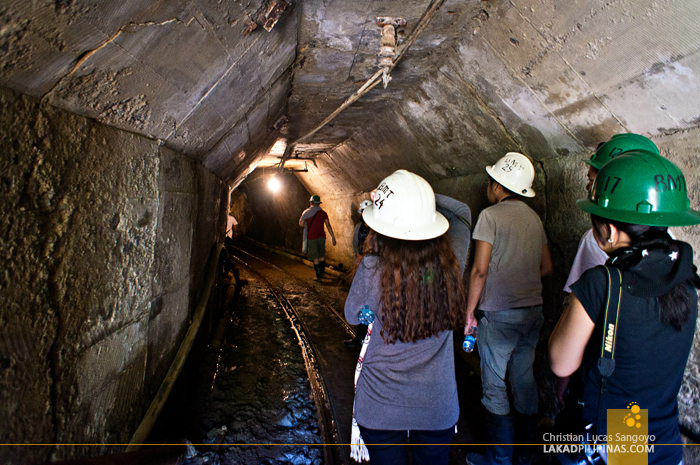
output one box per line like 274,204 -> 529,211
358,426 -> 454,465
477,306 -> 544,416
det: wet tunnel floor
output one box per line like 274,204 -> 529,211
182,267 -> 325,465
154,238 -> 517,465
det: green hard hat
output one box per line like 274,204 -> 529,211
310,194 -> 321,204
577,151 -> 700,226
584,133 -> 659,170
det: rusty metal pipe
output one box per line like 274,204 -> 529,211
126,244 -> 227,451
278,0 -> 446,171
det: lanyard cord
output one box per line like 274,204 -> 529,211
350,322 -> 373,462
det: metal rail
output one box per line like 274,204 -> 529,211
231,253 -> 343,465
240,236 -> 345,278
229,243 -> 355,338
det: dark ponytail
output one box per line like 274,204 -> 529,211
591,215 -> 692,330
657,286 -> 693,330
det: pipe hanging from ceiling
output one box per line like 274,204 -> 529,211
376,17 -> 407,88
278,0 -> 447,172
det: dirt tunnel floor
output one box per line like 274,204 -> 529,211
182,266 -> 326,465
155,238 -> 516,465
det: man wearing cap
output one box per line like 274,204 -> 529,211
299,194 -> 336,281
465,153 -> 552,465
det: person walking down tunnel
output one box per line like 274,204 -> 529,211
344,170 -> 471,465
299,194 -> 336,281
549,151 -> 700,465
465,152 -> 553,465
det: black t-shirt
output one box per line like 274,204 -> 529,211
571,266 -> 697,465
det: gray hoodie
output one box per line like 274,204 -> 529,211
344,194 -> 471,430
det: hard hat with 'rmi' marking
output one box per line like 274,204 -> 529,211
577,151 -> 700,227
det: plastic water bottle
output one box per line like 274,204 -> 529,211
463,326 -> 477,352
358,305 -> 375,325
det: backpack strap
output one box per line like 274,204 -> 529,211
455,214 -> 471,231
307,212 -> 318,229
595,265 -> 623,433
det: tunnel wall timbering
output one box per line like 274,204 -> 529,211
0,86 -> 227,463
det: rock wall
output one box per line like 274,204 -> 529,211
0,86 -> 227,464
657,130 -> 700,443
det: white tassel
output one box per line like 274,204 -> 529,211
350,322 -> 373,462
350,413 -> 370,462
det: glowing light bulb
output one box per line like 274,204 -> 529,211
268,176 -> 280,192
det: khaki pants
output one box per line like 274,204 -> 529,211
307,237 -> 326,261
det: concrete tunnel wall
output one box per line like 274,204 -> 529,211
0,86 -> 228,464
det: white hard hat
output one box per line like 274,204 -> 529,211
358,200 -> 372,214
485,152 -> 536,197
362,170 -> 448,240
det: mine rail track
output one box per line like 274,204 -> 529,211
229,246 -> 350,465
230,244 -> 356,337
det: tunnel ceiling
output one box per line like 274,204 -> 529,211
2,0 -> 700,191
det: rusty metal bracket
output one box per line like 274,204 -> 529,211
376,17 -> 406,88
244,18 -> 257,36
376,16 -> 407,28
263,0 -> 289,32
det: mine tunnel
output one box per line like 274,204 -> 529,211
1,0 -> 700,464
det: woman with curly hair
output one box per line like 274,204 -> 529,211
344,169 -> 471,465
